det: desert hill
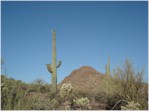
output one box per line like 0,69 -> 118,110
59,66 -> 106,95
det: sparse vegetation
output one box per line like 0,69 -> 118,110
1,59 -> 148,110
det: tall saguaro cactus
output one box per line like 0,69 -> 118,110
105,55 -> 110,76
46,30 -> 62,94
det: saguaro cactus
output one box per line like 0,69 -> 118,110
46,30 -> 61,94
105,55 -> 110,76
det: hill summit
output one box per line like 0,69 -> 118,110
59,66 -> 105,94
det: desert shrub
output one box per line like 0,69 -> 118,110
1,75 -> 9,109
29,79 -> 49,93
114,60 -> 144,99
50,98 -> 61,110
28,84 -> 38,93
1,75 -> 29,110
27,79 -> 50,94
40,84 -> 50,93
28,93 -> 52,110
73,97 -> 91,110
60,100 -> 72,110
94,92 -> 109,104
59,83 -> 73,100
121,101 -> 141,110
106,59 -> 148,110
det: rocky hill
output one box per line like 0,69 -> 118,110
59,66 -> 106,95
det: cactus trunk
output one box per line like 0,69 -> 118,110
52,30 -> 57,94
46,30 -> 62,95
106,55 -> 110,76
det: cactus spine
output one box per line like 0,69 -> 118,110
46,30 -> 61,94
105,55 -> 110,76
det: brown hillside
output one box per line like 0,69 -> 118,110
59,66 -> 106,95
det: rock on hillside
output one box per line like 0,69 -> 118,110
59,66 -> 106,95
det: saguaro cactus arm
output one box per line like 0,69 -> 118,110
47,64 -> 53,73
56,61 -> 62,68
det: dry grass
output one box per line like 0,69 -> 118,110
102,59 -> 148,110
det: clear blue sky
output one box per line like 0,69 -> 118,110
1,1 -> 148,83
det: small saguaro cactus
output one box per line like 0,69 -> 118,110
46,30 -> 62,95
105,55 -> 110,76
